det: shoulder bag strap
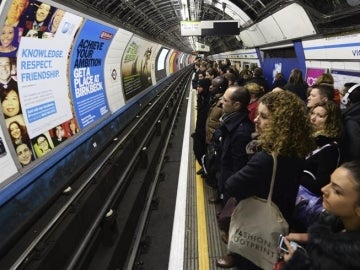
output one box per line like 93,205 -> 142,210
267,153 -> 277,203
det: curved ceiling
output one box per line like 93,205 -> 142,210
56,0 -> 360,55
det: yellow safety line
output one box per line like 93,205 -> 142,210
195,162 -> 210,270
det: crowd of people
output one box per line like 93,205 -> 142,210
191,58 -> 360,269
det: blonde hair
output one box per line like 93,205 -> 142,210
245,82 -> 265,98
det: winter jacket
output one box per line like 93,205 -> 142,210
218,109 -> 254,194
205,93 -> 223,144
341,102 -> 360,162
224,151 -> 304,223
283,213 -> 360,270
284,83 -> 309,103
300,136 -> 340,196
193,89 -> 211,164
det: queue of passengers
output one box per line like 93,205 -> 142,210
191,59 -> 360,270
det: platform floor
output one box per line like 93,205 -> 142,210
134,86 -> 235,270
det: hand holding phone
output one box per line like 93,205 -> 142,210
278,234 -> 299,253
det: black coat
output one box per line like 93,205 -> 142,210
284,83 -> 308,102
193,90 -> 211,164
341,102 -> 360,162
224,151 -> 304,223
300,136 -> 340,196
283,214 -> 360,270
218,110 -> 254,194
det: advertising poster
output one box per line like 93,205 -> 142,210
330,69 -> 360,90
70,20 -> 115,129
169,50 -> 180,74
121,36 -> 154,100
305,68 -> 327,86
0,126 -> 18,185
155,47 -> 169,81
16,7 -> 83,138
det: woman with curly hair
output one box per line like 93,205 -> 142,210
292,101 -> 342,231
302,101 -> 342,195
216,91 -> 314,269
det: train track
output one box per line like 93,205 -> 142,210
0,68 -> 192,270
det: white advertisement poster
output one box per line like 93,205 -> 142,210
16,12 -> 83,138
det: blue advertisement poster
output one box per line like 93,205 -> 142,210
70,20 -> 115,129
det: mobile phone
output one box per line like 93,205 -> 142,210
278,234 -> 299,253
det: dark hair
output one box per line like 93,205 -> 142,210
212,76 -> 227,93
206,67 -> 218,78
253,67 -> 263,77
311,83 -> 335,101
8,120 -> 30,143
0,84 -> 19,103
229,86 -> 250,108
341,160 -> 360,199
288,69 -> 305,85
224,72 -> 237,84
197,78 -> 211,91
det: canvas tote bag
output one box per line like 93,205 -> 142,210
227,154 -> 289,270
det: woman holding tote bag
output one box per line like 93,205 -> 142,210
216,91 -> 314,269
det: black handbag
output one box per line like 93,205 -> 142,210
201,143 -> 220,187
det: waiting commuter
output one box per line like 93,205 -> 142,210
271,72 -> 287,90
205,67 -> 218,81
192,78 -> 211,169
307,83 -> 334,109
203,76 -> 227,191
217,91 -> 313,269
282,160 -> 360,270
226,66 -> 240,81
223,72 -> 237,87
239,64 -> 252,82
284,68 -> 308,102
205,76 -> 227,146
217,86 -> 254,203
303,101 -> 342,195
293,101 -> 342,231
216,64 -> 227,77
192,61 -> 207,89
245,82 -> 265,123
315,73 -> 341,106
340,83 -> 360,162
248,67 -> 270,92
